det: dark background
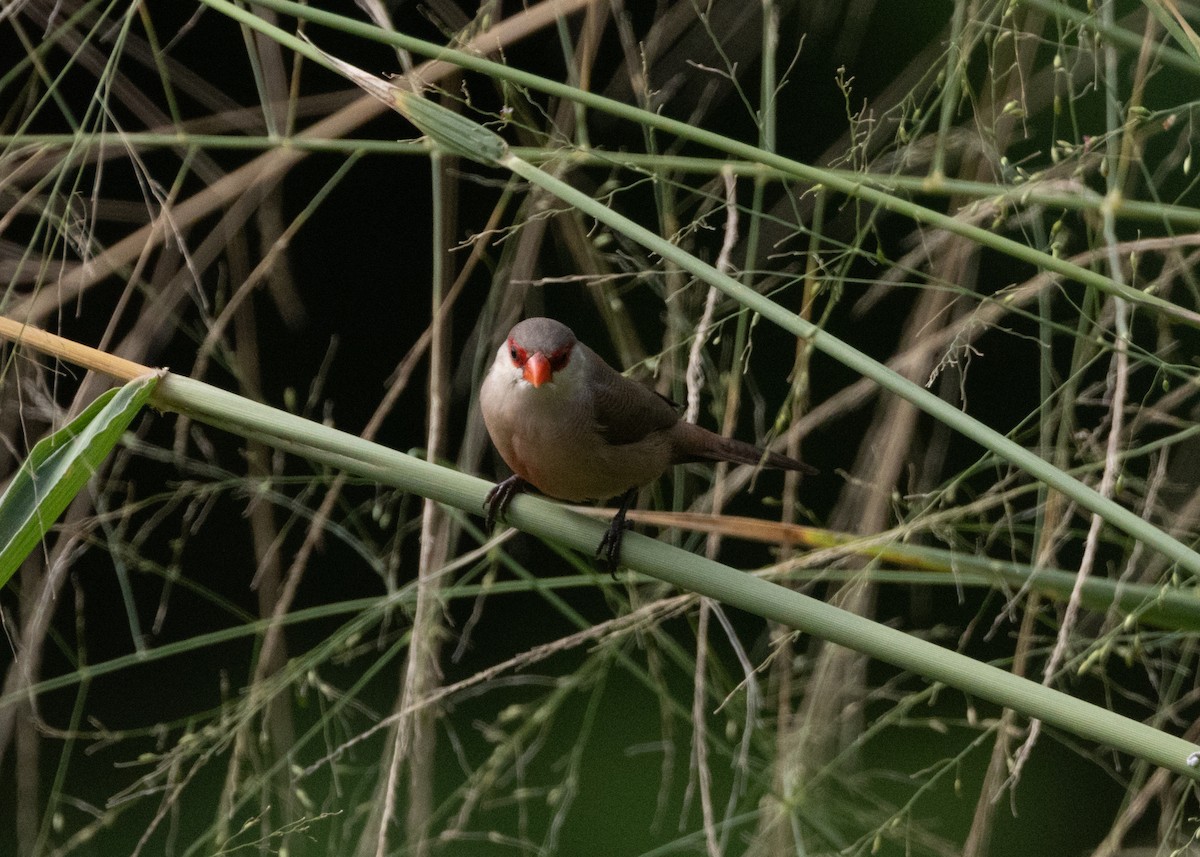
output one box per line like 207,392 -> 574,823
2,0 -> 1192,854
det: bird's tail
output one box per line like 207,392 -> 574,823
673,422 -> 818,475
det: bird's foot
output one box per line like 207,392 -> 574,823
595,516 -> 630,572
595,488 -> 638,573
484,475 -> 526,531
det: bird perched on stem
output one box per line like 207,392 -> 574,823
480,317 -> 816,567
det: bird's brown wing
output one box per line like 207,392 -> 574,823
584,345 -> 679,445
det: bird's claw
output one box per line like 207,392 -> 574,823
484,475 -> 525,531
595,487 -> 638,573
487,478 -> 637,574
595,516 -> 631,572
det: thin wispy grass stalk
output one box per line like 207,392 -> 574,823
1015,0 -> 1200,77
12,133 -> 1200,232
201,0 -> 1200,328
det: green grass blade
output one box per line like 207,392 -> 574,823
0,374 -> 159,589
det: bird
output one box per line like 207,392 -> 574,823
479,317 -> 816,567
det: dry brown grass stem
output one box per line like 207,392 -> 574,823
0,315 -> 153,382
681,167 -> 742,857
9,0 -> 597,329
687,602 -> 719,857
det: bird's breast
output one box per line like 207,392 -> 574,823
481,374 -> 672,501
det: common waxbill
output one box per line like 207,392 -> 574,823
480,317 -> 816,566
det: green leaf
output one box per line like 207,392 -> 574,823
0,375 -> 159,589
1142,0 -> 1200,64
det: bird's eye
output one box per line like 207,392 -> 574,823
508,342 -> 527,366
548,347 -> 571,372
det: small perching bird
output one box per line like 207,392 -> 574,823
480,317 -> 816,566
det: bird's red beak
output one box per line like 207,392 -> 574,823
523,351 -> 552,387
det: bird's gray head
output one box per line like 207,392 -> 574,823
502,317 -> 579,388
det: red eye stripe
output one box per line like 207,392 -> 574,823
508,339 -> 528,367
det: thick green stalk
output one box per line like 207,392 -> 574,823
2,308 -> 1196,776
147,373 -> 1200,776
